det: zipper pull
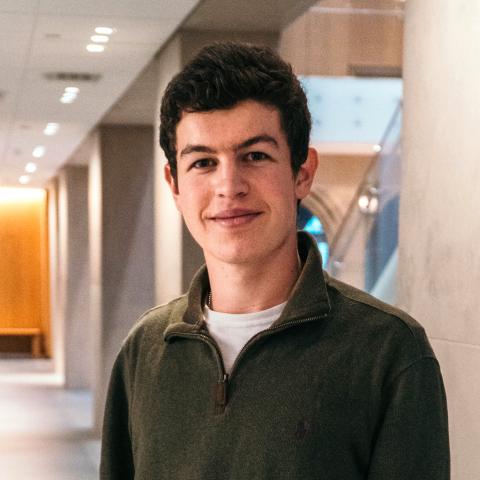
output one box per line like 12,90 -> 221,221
214,373 -> 228,415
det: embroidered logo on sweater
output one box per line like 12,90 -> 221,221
295,419 -> 311,440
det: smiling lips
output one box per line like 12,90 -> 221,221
209,208 -> 262,227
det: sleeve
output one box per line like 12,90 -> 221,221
99,349 -> 135,479
366,357 -> 450,479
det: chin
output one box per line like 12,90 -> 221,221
210,242 -> 263,265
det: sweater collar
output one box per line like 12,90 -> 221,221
165,231 -> 331,337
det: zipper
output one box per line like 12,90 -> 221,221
165,313 -> 328,415
166,331 -> 226,378
214,373 -> 229,415
228,313 -> 328,379
165,331 -> 229,414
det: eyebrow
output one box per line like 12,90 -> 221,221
179,134 -> 279,157
235,135 -> 279,151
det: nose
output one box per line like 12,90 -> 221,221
213,159 -> 248,199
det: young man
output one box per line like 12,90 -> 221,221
100,43 -> 449,479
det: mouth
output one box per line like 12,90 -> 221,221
209,209 -> 262,227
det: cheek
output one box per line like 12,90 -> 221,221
176,180 -> 209,218
263,183 -> 298,221
268,176 -> 298,204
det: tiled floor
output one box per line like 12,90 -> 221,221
0,359 -> 100,479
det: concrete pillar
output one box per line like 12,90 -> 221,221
154,37 -> 185,305
90,125 -> 156,430
57,165 -> 92,389
400,2 -> 480,477
47,178 -> 63,377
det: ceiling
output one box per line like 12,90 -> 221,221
0,0 -> 200,187
101,0 -> 321,128
182,0 -> 321,32
0,0 -> 402,188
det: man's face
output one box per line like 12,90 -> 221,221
165,100 -> 317,266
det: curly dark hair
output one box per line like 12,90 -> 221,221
159,41 -> 311,181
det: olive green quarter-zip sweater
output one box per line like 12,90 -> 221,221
100,232 -> 450,479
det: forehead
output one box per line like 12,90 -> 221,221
175,100 -> 286,151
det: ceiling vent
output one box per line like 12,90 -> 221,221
44,72 -> 102,83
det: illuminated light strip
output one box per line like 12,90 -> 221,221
310,6 -> 404,16
0,187 -> 45,202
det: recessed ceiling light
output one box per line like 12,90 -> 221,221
60,86 -> 79,104
44,122 -> 59,135
373,144 -> 382,153
86,44 -> 105,53
65,86 -> 79,94
32,146 -> 46,158
95,26 -> 115,35
19,175 -> 30,185
91,34 -> 109,43
25,162 -> 37,173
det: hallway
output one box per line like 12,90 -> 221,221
0,359 -> 100,479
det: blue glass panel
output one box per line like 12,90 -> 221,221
318,242 -> 329,267
304,216 -> 324,235
297,205 -> 329,268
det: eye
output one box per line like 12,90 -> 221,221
190,158 -> 216,170
245,151 -> 269,162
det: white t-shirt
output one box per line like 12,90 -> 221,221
203,302 -> 287,373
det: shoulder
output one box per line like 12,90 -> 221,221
106,295 -> 189,394
120,294 -> 189,355
324,273 -> 435,366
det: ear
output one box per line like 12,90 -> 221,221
295,147 -> 318,200
164,163 -> 182,212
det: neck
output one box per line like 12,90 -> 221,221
206,239 -> 301,314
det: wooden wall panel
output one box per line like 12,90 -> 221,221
280,4 -> 403,76
347,13 -> 403,71
0,189 -> 50,355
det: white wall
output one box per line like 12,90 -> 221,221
400,1 -> 480,478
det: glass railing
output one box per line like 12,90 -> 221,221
301,76 -> 402,144
326,102 -> 402,296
